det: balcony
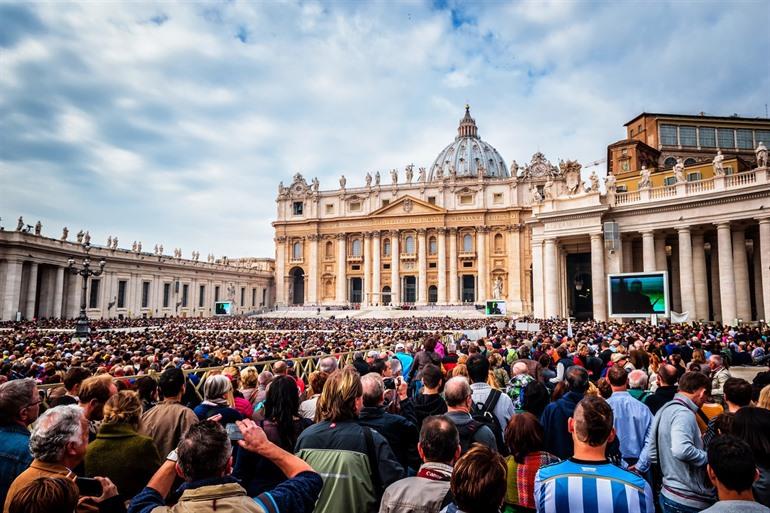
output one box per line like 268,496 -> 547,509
400,252 -> 417,261
347,255 -> 363,263
458,251 -> 476,259
289,256 -> 303,264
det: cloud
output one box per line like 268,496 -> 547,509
1,0 -> 767,258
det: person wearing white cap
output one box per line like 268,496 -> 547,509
394,343 -> 413,379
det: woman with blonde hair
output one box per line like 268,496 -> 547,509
221,366 -> 254,418
85,390 -> 161,498
758,384 -> 770,410
193,373 -> 243,425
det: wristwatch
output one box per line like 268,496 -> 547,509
166,449 -> 178,462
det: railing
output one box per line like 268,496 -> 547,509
649,185 -> 677,199
686,178 -> 715,195
725,170 -> 756,187
615,191 -> 640,205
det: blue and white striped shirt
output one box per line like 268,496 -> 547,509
534,458 -> 654,513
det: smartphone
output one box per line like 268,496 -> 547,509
225,423 -> 243,441
75,477 -> 103,497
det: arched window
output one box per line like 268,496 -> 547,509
405,235 -> 415,254
325,241 -> 333,259
428,285 -> 438,303
382,286 -> 392,306
664,157 -> 677,168
494,233 -> 504,253
429,237 -> 437,255
383,239 -> 391,257
292,242 -> 302,260
463,234 -> 473,252
351,239 -> 362,257
684,158 -> 696,166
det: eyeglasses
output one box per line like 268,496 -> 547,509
21,399 -> 42,410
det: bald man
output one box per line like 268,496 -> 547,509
442,377 -> 496,454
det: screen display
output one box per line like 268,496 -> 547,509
608,272 -> 668,317
485,300 -> 507,316
215,301 -> 233,315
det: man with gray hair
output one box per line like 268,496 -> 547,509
318,355 -> 338,374
709,354 -> 731,401
3,405 -> 120,513
443,377 -> 497,454
627,369 -> 651,402
0,379 -> 39,507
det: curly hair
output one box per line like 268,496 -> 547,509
29,405 -> 84,463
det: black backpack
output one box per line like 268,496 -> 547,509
459,389 -> 508,455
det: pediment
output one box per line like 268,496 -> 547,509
369,195 -> 447,217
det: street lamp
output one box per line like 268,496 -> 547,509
68,242 -> 106,338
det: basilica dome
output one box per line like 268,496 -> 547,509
428,106 -> 509,181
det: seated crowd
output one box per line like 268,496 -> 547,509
0,317 -> 769,513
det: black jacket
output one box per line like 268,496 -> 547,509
643,385 -> 677,415
357,401 -> 420,471
412,393 -> 448,427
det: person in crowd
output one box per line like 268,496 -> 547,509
643,363 -> 679,415
0,378 -> 39,508
704,378 -> 753,447
140,368 -> 200,458
627,369 -> 651,402
193,374 -> 243,424
540,366 -> 589,460
358,373 -> 420,472
709,354 -> 731,402
62,367 -> 91,401
467,354 -> 515,435
295,367 -> 404,513
548,346 -> 573,385
503,412 -> 559,513
534,396 -> 654,513
85,391 -> 161,499
235,375 -> 312,496
605,365 -> 652,467
441,444 -> 507,513
299,370 -> 328,420
222,366 -> 255,417
3,405 -> 123,513
442,343 -> 459,375
78,375 -> 118,440
379,416 -> 460,513
353,351 -> 371,376
252,371 -> 274,407
128,419 -> 322,513
506,361 -> 535,413
759,385 -> 770,410
443,376 -> 497,453
640,371 -> 715,512
523,382 -> 550,419
394,343 -> 414,379
135,376 -> 158,413
698,391 -> 725,435
6,477 -> 78,513
407,338 -> 442,396
412,364 -> 447,427
488,352 -> 509,390
730,407 -> 770,507
318,356 -> 339,375
239,366 -> 260,404
701,435 -> 770,513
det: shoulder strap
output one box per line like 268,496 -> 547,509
458,420 -> 481,436
363,427 -> 383,497
482,388 -> 501,413
696,408 -> 710,425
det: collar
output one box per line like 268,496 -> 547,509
0,424 -> 31,435
29,459 -> 76,478
673,393 -> 698,412
96,423 -> 139,438
177,475 -> 240,494
417,462 -> 453,481
569,457 -> 610,465
359,406 -> 385,417
470,382 -> 490,390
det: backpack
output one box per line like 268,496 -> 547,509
468,389 -> 508,455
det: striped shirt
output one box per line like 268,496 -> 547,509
534,458 -> 654,513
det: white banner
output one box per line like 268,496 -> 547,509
670,311 -> 689,323
514,322 -> 541,332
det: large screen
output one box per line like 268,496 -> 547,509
485,300 -> 507,316
215,301 -> 233,316
608,272 -> 668,317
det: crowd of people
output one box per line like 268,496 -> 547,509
0,315 -> 769,513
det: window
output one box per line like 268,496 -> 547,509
240,287 -> 245,307
427,196 -> 436,204
463,261 -> 473,268
325,204 -> 334,214
699,127 -> 716,147
214,285 -> 220,302
429,237 -> 437,255
679,126 -> 696,147
182,284 -> 189,307
756,130 -> 770,146
292,201 -> 303,216
325,241 -> 333,259
89,279 -> 100,309
163,283 -> 171,308
350,201 -> 361,212
292,241 -> 302,260
718,128 -> 734,149
382,199 -> 390,207
351,264 -> 360,271
724,166 -> 734,175
463,234 -> 473,252
429,262 -> 436,269
660,124 -> 677,146
428,285 -> 438,303
117,280 -> 127,308
405,235 -> 415,254
664,156 -> 677,167
494,233 -> 504,253
383,263 -> 391,270
199,285 -> 205,307
142,282 -> 150,308
664,176 -> 677,186
460,194 -> 473,205
736,129 -> 753,149
383,239 -> 391,257
252,288 -> 256,307
616,185 -> 628,193
351,239 -> 362,257
687,172 -> 702,182
684,158 -> 696,166
493,193 -> 503,204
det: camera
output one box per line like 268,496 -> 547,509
383,377 -> 396,390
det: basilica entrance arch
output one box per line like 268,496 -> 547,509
290,267 -> 305,305
461,275 -> 476,303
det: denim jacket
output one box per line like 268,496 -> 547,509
0,424 -> 32,508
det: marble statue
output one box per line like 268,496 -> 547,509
76,230 -> 84,243
674,158 -> 686,183
374,171 -> 380,186
153,243 -> 158,254
448,165 -> 455,180
530,184 -> 543,202
311,177 -> 319,192
112,237 -> 118,250
108,236 -> 113,248
712,150 -> 725,176
417,167 -> 426,182
639,165 -> 652,188
543,179 -> 555,200
510,160 -> 519,176
339,175 -> 346,189
435,165 -> 444,180
405,164 -> 413,184
560,160 -> 583,195
757,141 -> 768,168
158,244 -> 163,255
83,231 -> 91,244
34,221 -> 42,236
132,241 -> 137,252
61,227 -> 68,241
278,181 -> 284,194
365,172 -> 372,187
605,173 -> 617,193
16,217 -> 23,231
137,241 -> 142,252
390,169 -> 398,185
493,276 -> 503,299
588,170 -> 600,192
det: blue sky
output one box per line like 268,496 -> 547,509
1,0 -> 768,258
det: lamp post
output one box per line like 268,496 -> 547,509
68,242 -> 106,339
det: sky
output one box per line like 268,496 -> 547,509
2,1 -> 769,259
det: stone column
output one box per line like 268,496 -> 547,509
448,228 -> 458,304
716,223 -> 737,325
759,219 -> 770,322
671,243 -> 682,312
2,260 -> 23,321
372,232 -> 381,306
437,228 -> 447,304
622,237 -> 634,272
654,235 -> 668,272
590,233 -> 608,321
336,233 -> 347,304
678,227 -> 696,318
390,231 -> 400,306
417,228 -> 427,305
732,229 -> 751,321
477,228 -> 488,301
53,266 -> 65,318
275,236 -> 286,306
642,230 -> 656,272
25,262 -> 38,319
753,234 -> 764,321
532,240 -> 544,318
691,233 -> 709,321
307,235 -> 319,305
507,225 -> 523,313
709,237 -> 722,321
362,233 -> 371,306
544,238 -> 559,318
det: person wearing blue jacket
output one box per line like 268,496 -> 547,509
540,366 -> 589,460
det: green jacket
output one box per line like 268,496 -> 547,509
85,423 -> 161,499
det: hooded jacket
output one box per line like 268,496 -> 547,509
539,391 -> 584,460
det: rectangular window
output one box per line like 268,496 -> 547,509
351,264 -> 360,271
214,285 -> 220,302
240,287 -> 245,307
199,285 -> 205,307
687,172 -> 702,182
382,199 -> 389,207
182,284 -> 189,307
89,279 -> 100,309
724,166 -> 734,175
462,261 -> 473,268
350,201 -> 361,212
325,204 -> 334,214
429,262 -> 437,269
679,126 -> 696,147
142,282 -> 150,308
660,124 -> 677,146
163,283 -> 171,308
292,201 -> 304,215
252,288 -> 256,307
616,185 -> 628,193
493,193 -> 503,204
117,280 -> 127,308
756,130 -> 770,146
427,196 -> 436,204
718,128 -> 735,149
699,127 -> 716,147
664,176 -> 677,186
736,129 -> 753,149
383,263 -> 391,270
460,194 -> 473,205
